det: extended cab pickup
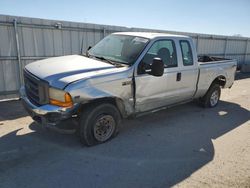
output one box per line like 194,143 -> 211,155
20,32 -> 237,146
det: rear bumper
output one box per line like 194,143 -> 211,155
19,86 -> 79,126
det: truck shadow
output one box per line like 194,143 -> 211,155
0,100 -> 249,188
235,72 -> 250,80
0,100 -> 28,121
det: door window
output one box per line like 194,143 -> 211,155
142,40 -> 177,68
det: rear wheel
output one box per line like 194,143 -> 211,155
78,103 -> 121,146
201,84 -> 221,108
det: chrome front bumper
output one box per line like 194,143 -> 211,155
19,86 -> 79,125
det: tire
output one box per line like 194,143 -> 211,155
201,84 -> 221,108
78,103 -> 121,146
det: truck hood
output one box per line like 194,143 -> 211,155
25,55 -> 121,89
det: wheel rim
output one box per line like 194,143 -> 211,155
93,115 -> 115,142
210,90 -> 219,106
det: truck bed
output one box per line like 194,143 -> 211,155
195,56 -> 237,98
198,56 -> 229,63
198,55 -> 236,66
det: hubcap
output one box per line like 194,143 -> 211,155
210,90 -> 219,106
93,115 -> 115,142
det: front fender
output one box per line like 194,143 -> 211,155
65,78 -> 135,117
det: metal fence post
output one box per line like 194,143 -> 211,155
13,18 -> 23,87
103,28 -> 106,38
80,36 -> 84,55
196,35 -> 199,54
223,38 -> 228,58
244,39 -> 249,64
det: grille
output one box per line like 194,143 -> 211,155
24,70 -> 49,106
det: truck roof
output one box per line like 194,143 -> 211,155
114,32 -> 190,39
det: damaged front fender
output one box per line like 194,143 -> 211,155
64,70 -> 135,117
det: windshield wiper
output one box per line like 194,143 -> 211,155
93,56 -> 114,64
90,55 -> 126,67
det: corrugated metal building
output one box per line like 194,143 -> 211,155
0,15 -> 250,100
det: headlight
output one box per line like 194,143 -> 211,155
49,87 -> 73,107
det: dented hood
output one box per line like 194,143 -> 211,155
24,55 -> 120,89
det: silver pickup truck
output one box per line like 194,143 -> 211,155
20,32 -> 237,146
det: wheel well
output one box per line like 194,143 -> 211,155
77,97 -> 127,118
211,76 -> 226,88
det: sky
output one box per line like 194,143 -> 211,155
0,0 -> 250,37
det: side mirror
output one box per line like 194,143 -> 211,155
87,46 -> 92,51
151,58 -> 164,77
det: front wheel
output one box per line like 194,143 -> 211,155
201,84 -> 221,108
78,103 -> 121,146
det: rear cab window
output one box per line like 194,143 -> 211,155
180,40 -> 194,66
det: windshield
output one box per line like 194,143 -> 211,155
88,34 -> 149,65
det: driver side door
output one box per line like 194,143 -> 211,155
135,39 -> 181,112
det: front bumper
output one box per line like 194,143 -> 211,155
19,86 -> 79,126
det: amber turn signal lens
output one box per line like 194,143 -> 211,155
50,92 -> 73,107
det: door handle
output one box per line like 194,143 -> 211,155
176,72 -> 181,81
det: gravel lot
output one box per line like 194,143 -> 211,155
0,73 -> 250,188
